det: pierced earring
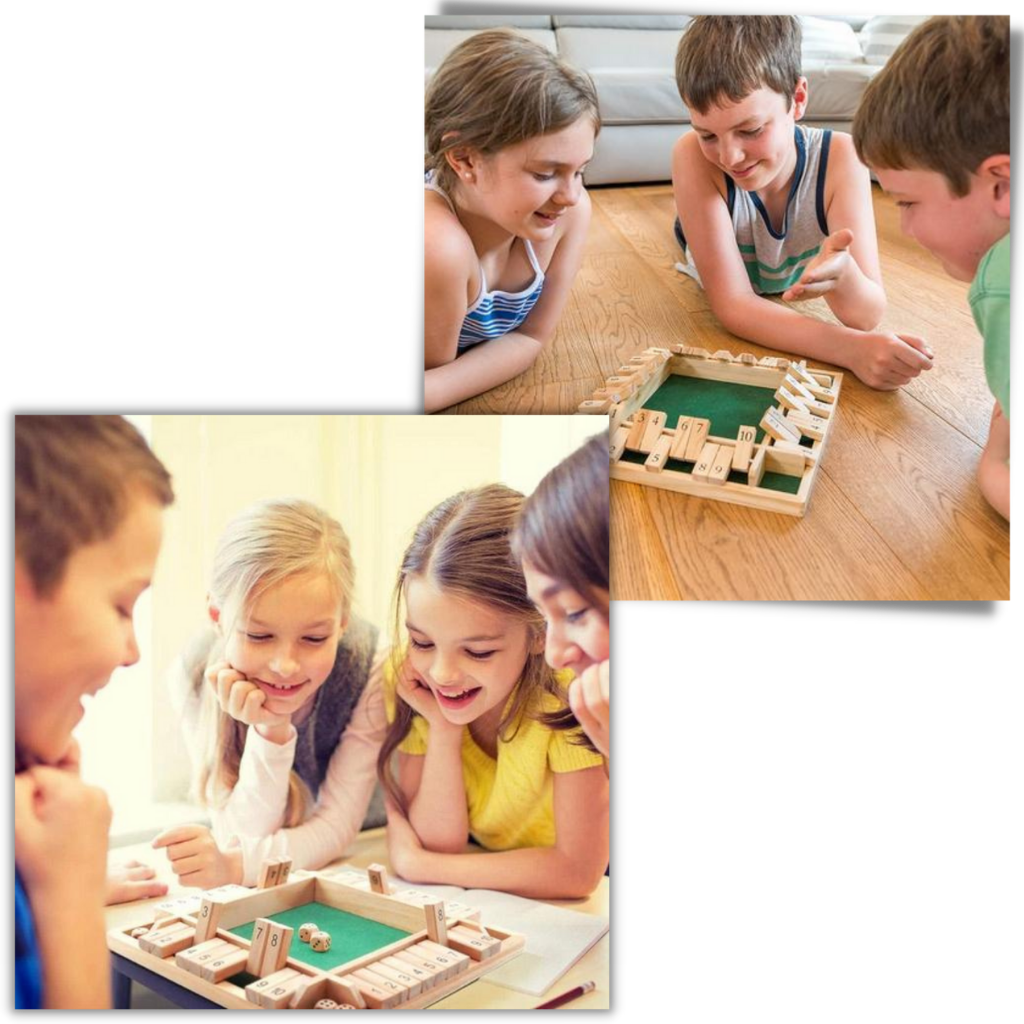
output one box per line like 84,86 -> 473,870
463,172 -> 473,181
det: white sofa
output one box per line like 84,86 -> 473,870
425,15 -> 926,185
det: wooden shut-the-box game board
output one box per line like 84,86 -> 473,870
107,861 -> 524,1009
579,345 -> 843,517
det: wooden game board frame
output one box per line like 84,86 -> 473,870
579,345 -> 843,517
107,867 -> 524,1010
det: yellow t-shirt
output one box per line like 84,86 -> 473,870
382,662 -> 604,851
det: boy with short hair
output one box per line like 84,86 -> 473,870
853,16 -> 1009,519
672,15 -> 934,390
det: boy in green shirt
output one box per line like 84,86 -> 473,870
853,16 -> 1009,519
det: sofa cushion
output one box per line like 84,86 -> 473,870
803,62 -> 882,121
589,69 -> 687,125
425,28 -> 557,75
799,16 -> 865,63
556,26 -> 681,70
859,16 -> 930,65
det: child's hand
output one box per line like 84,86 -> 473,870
151,824 -> 243,889
850,331 -> 934,390
14,767 -> 112,900
568,660 -> 610,760
782,229 -> 856,302
206,659 -> 291,731
396,658 -> 463,738
105,858 -> 169,905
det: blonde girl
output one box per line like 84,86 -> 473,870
157,498 -> 385,887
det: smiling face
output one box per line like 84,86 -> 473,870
522,562 -> 609,677
875,165 -> 1009,282
218,571 -> 344,718
404,576 -> 535,730
691,82 -> 806,194
14,493 -> 165,765
462,117 -> 596,240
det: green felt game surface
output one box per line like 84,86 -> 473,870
618,372 -> 810,496
229,901 -> 411,972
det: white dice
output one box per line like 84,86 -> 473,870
299,922 -> 318,943
310,930 -> 331,952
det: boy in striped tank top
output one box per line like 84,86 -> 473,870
672,16 -> 935,390
424,31 -> 599,412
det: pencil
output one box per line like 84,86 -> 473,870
534,980 -> 595,1009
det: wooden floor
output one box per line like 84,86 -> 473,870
451,183 -> 1009,600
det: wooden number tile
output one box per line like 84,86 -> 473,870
413,937 -> 468,970
382,954 -> 437,990
787,411 -> 826,441
338,973 -> 403,1010
771,441 -> 818,466
246,968 -> 301,1008
760,407 -> 801,444
258,973 -> 307,1011
358,963 -> 420,1000
624,409 -> 649,451
638,410 -> 667,453
711,349 -> 734,361
423,899 -> 447,945
444,900 -> 481,922
175,939 -> 236,975
246,918 -> 272,975
774,384 -> 809,413
733,425 -> 756,473
275,857 -> 292,885
367,863 -> 390,895
804,380 -> 836,403
691,443 -> 720,482
708,444 -> 733,486
785,360 -> 817,388
644,435 -> 672,473
802,397 -> 833,418
395,949 -> 447,983
193,897 -> 224,944
578,398 -> 612,414
446,925 -> 501,961
738,352 -> 758,364
747,445 -> 767,488
783,373 -> 816,403
609,425 -> 629,463
199,944 -> 249,983
259,921 -> 294,977
257,859 -> 281,889
687,347 -> 711,359
669,416 -> 695,461
342,971 -> 402,1004
139,923 -> 195,959
683,418 -> 711,462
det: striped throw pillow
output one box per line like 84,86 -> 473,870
859,16 -> 930,66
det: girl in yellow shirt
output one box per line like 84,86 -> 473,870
379,483 -> 609,899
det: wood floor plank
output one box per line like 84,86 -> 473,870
609,481 -> 682,600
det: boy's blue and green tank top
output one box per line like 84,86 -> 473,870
969,232 -> 1010,421
16,870 -> 43,1008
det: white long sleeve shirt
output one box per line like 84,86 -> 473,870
170,649 -> 388,885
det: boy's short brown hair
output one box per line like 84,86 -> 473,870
853,16 -> 1009,197
675,16 -> 802,115
15,416 -> 174,596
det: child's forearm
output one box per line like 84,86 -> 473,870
33,893 -> 110,1008
715,292 -> 865,368
825,265 -> 886,332
407,736 -> 470,853
978,447 -> 1010,520
425,333 -> 543,413
402,845 -> 606,901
